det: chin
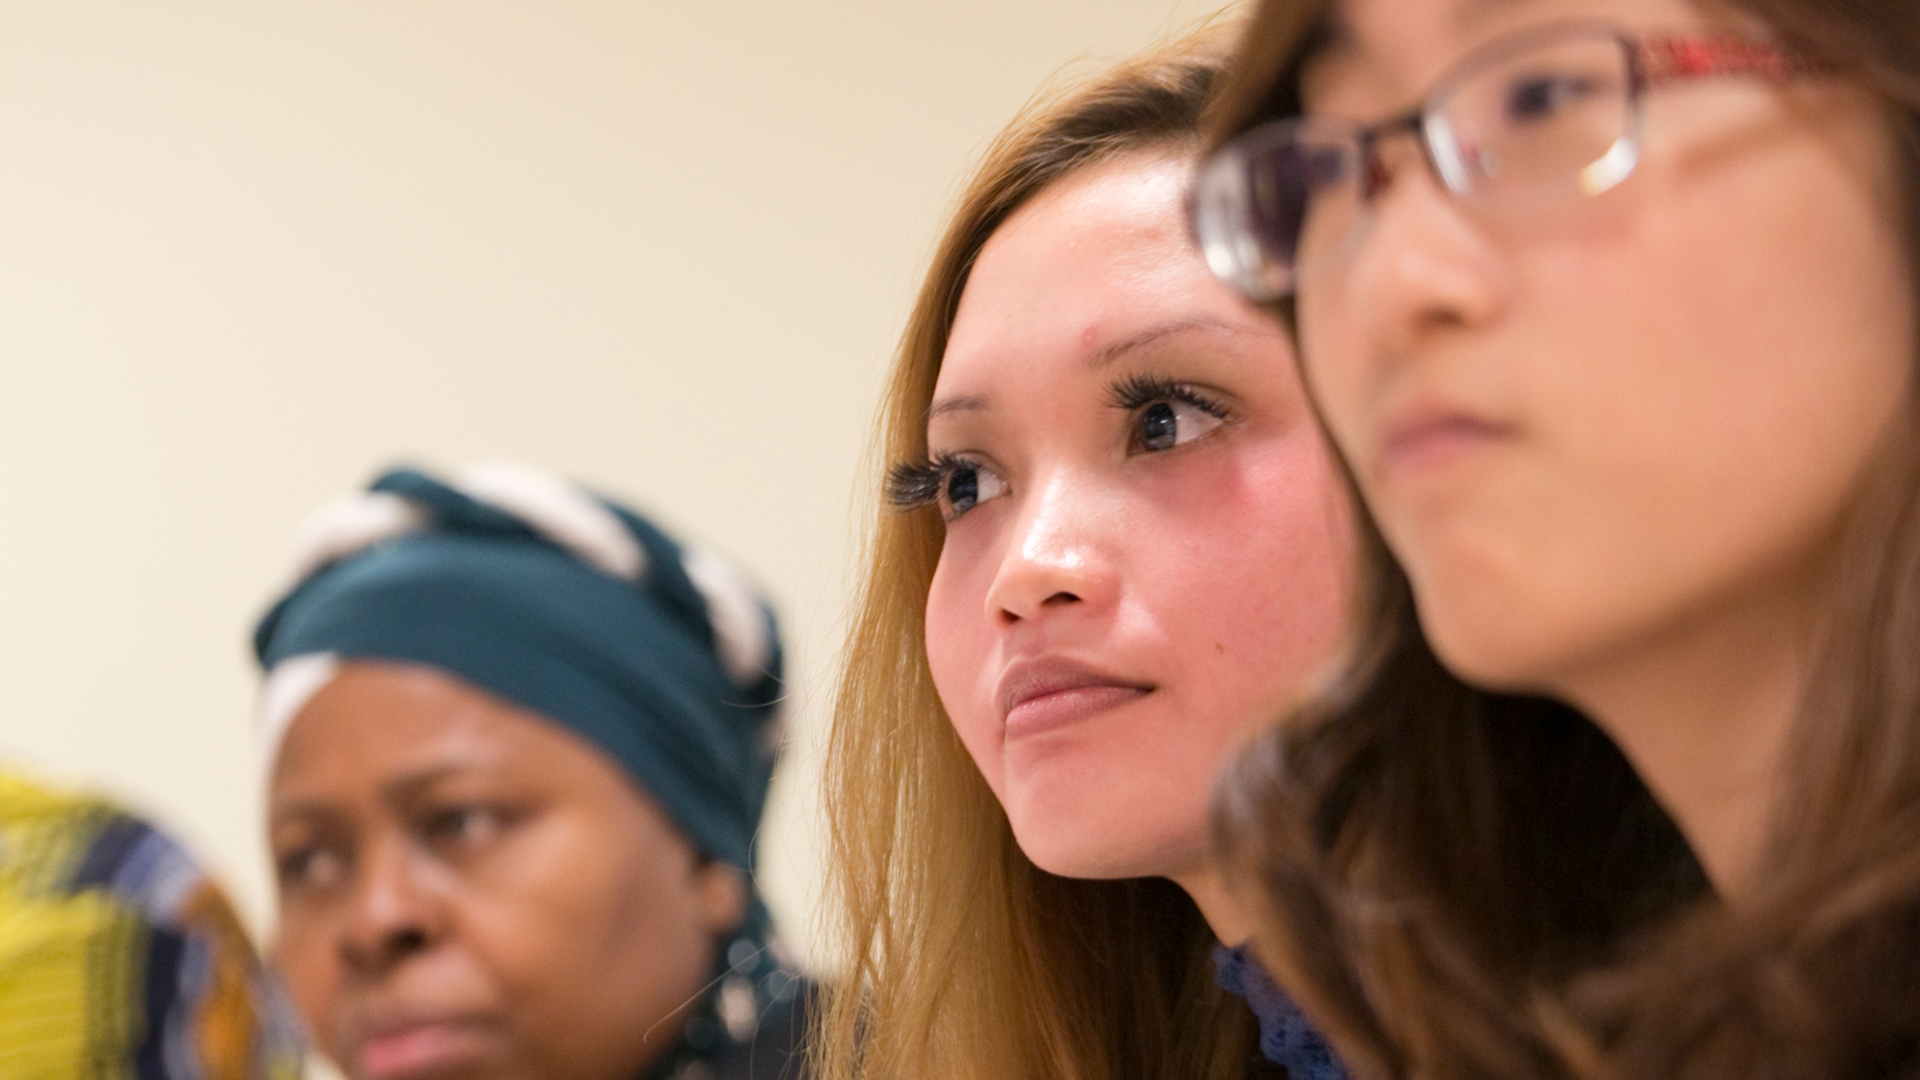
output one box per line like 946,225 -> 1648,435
1419,599 -> 1571,694
1005,802 -> 1195,882
1018,840 -> 1153,880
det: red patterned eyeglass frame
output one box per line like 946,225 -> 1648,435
1188,25 -> 1822,302
1636,34 -> 1816,83
1337,31 -> 1814,202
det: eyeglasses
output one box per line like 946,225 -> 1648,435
1189,22 -> 1813,302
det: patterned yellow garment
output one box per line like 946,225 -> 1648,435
0,772 -> 302,1080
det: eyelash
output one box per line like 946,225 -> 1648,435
887,376 -> 1231,514
886,452 -> 971,512
1106,373 -> 1230,421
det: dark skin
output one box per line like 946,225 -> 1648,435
268,660 -> 746,1080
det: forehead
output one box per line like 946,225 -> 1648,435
1307,0 -> 1714,106
959,154 -> 1189,318
938,153 -> 1235,386
269,662 -> 590,801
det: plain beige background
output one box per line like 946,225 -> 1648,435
0,0 -> 1234,968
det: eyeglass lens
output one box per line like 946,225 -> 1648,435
1199,25 -> 1642,299
1434,32 -> 1637,200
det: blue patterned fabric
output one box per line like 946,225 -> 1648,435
1214,943 -> 1349,1080
0,771 -> 305,1080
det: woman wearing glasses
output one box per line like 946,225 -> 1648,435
814,23 -> 1354,1080
1189,0 -> 1918,1076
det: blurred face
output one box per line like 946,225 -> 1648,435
1293,0 -> 1913,694
920,152 -> 1350,883
269,661 -> 744,1080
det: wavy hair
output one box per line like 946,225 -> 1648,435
809,20 -> 1279,1080
1207,2 -> 1920,1078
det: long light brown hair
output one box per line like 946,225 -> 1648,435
810,22 -> 1281,1080
1206,2 -> 1920,1079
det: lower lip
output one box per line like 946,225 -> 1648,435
1382,419 -> 1509,480
358,1023 -> 480,1080
1005,685 -> 1149,738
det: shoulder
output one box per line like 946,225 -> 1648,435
710,975 -> 815,1080
0,772 -> 304,1080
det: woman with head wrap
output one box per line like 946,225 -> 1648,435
253,461 -> 802,1080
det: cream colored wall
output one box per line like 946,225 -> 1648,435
0,0 -> 1233,969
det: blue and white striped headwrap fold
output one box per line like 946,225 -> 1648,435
251,461 -> 785,875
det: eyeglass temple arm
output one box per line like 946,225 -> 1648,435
1635,35 -> 1817,85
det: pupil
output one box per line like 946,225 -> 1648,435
946,467 -> 979,511
1505,74 -> 1589,123
1513,79 -> 1556,116
1141,402 -> 1177,451
1298,144 -> 1349,191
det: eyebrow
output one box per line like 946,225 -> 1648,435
1452,0 -> 1536,30
1089,316 -> 1262,369
924,316 -> 1268,422
270,761 -> 480,824
926,393 -> 989,421
381,762 -> 478,804
1312,0 -> 1536,72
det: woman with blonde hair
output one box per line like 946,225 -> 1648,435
1188,0 -> 1920,1075
817,22 -> 1352,1080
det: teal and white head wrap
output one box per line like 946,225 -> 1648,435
254,461 -> 785,873
253,462 -> 799,1076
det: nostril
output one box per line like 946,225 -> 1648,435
345,922 -> 433,973
993,590 -> 1080,624
1366,156 -> 1392,199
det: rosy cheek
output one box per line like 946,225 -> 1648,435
1179,454 -> 1349,666
924,557 -> 1006,788
1295,316 -> 1371,470
923,561 -> 965,691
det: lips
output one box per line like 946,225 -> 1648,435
1376,397 -> 1515,482
350,1014 -> 493,1080
997,659 -> 1153,737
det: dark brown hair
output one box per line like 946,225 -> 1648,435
811,21 -> 1281,1080
1207,2 -> 1920,1079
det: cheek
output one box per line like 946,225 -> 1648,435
1561,124 -> 1908,525
924,534 -> 1006,785
470,825 -> 716,1079
470,816 -> 687,969
1146,433 -> 1353,709
462,813 -> 716,1049
1294,326 -> 1374,492
922,555 -> 972,692
270,919 -> 341,1043
1388,102 -> 1910,680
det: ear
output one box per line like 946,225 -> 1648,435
690,860 -> 748,937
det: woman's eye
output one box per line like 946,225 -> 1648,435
1110,375 -> 1231,453
885,454 -> 1010,520
276,844 -> 348,892
1299,142 -> 1358,192
1501,71 -> 1605,124
940,458 -> 1009,520
1132,397 -> 1227,453
423,806 -> 507,852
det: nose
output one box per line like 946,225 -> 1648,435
983,469 -> 1119,626
338,837 -> 444,976
1340,140 -> 1507,356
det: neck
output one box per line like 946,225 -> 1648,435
1553,579 -> 1819,898
1172,866 -> 1257,945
